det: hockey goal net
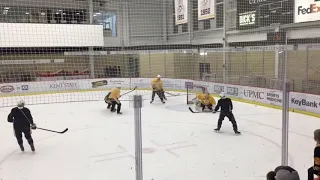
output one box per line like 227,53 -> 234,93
186,85 -> 207,104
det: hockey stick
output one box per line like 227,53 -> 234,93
188,107 -> 200,113
165,91 -> 180,96
188,107 -> 220,113
37,127 -> 68,134
19,108 -> 68,134
120,86 -> 138,96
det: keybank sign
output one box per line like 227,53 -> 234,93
295,0 -> 320,23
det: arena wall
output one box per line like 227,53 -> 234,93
0,78 -> 319,118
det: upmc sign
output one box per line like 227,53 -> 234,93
295,0 -> 320,23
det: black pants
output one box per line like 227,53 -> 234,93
160,91 -> 166,99
107,103 -> 112,108
201,103 -> 213,111
308,166 -> 315,180
110,100 -> 121,113
217,112 -> 238,131
151,90 -> 163,100
14,126 -> 33,145
105,99 -> 112,108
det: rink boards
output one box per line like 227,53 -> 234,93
0,78 -> 319,117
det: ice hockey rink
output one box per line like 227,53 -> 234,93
0,90 -> 318,180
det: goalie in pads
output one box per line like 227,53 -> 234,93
193,92 -> 216,112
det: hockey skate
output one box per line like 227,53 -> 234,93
19,144 -> 24,152
161,99 -> 165,104
234,130 -> 241,135
117,112 -> 122,115
214,128 -> 220,132
111,109 -> 116,112
30,143 -> 35,152
150,99 -> 154,103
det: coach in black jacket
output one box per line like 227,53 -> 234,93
8,100 -> 36,152
213,92 -> 240,134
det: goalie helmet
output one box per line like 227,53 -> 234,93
17,100 -> 25,108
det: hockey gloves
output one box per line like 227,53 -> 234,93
31,123 -> 37,130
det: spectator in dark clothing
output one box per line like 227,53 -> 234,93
104,66 -> 109,77
113,66 -> 117,77
108,66 -> 114,77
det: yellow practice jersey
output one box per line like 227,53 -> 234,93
197,94 -> 216,105
109,88 -> 120,99
151,78 -> 163,91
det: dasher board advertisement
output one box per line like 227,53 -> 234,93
175,0 -> 188,25
198,0 -> 215,20
295,0 -> 320,23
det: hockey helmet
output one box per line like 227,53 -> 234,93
157,75 -> 161,78
219,92 -> 225,98
17,100 -> 25,108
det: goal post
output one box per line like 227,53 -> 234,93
186,84 -> 207,104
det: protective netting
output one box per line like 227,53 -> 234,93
1,0 -> 320,179
0,0 -> 318,107
186,84 -> 207,104
0,0 -> 318,104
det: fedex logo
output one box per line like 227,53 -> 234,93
297,4 -> 320,15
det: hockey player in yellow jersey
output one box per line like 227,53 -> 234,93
195,92 -> 216,112
104,91 -> 112,109
150,75 -> 166,104
108,87 -> 122,114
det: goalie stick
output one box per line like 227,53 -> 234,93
188,107 -> 200,113
188,107 -> 219,113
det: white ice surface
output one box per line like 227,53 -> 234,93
0,91 -> 318,180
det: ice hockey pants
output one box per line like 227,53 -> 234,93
14,126 -> 33,145
217,112 -> 238,131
